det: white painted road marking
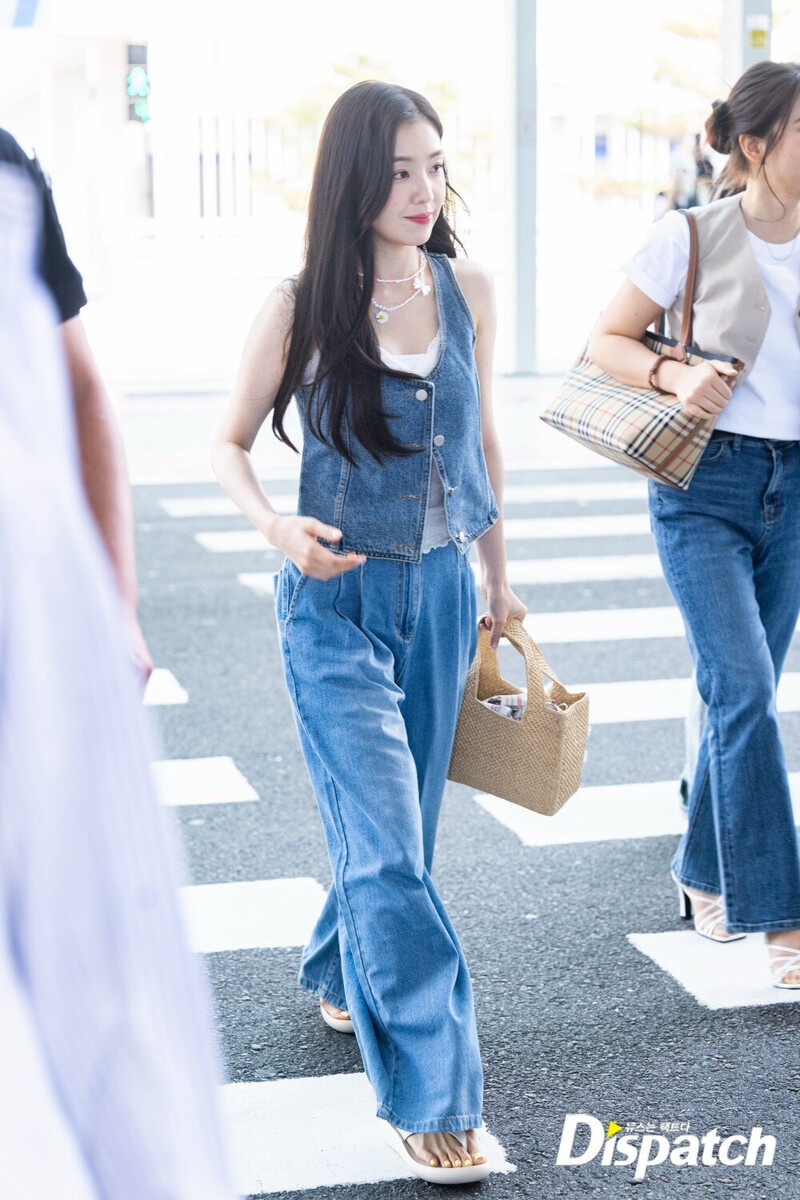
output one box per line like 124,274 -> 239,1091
221,1074 -> 516,1196
579,674 -> 800,724
473,776 -> 800,847
526,607 -> 683,643
628,931 -> 800,1009
143,668 -> 188,706
153,757 -> 259,806
180,878 -> 328,953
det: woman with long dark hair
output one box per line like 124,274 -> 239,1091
212,80 -> 524,1183
588,61 -> 800,988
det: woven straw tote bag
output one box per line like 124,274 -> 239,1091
540,210 -> 744,490
447,616 -> 589,816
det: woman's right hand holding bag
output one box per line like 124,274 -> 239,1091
654,357 -> 740,419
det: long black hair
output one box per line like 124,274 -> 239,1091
706,60 -> 800,200
269,80 -> 466,468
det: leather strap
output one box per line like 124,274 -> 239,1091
676,209 -> 699,359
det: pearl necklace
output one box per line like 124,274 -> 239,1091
361,250 -> 431,324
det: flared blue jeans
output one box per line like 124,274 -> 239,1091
649,432 -> 800,932
273,540 -> 483,1132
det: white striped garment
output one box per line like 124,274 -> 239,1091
0,165 -> 238,1198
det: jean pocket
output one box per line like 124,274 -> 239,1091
696,437 -> 733,466
276,560 -> 310,624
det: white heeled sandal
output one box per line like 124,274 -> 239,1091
319,998 -> 354,1033
382,1121 -> 490,1184
766,942 -> 800,989
671,869 -> 746,943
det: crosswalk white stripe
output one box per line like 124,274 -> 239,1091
196,512 -> 652,553
500,514 -> 650,539
143,668 -> 188,706
160,497 -> 256,519
576,673 -> 800,724
627,932 -> 800,1009
238,553 -> 664,599
505,480 -> 645,503
502,455 -> 617,471
528,608 -> 800,644
221,1075 -> 516,1195
159,479 -> 647,519
180,878 -> 328,953
153,757 -> 258,806
197,532 -> 265,553
526,607 -> 683,643
473,776 -> 800,847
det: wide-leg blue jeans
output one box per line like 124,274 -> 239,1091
273,539 -> 483,1132
649,432 -> 800,932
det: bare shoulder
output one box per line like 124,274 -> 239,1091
449,257 -> 496,328
264,277 -> 297,329
449,256 -> 494,291
241,277 -> 297,355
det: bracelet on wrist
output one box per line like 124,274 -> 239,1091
647,354 -> 673,394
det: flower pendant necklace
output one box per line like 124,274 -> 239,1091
369,250 -> 431,324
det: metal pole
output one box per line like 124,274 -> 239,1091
508,0 -> 537,375
722,0 -> 772,87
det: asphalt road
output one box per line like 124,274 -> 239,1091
138,460 -> 800,1200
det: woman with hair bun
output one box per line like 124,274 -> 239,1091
588,60 -> 800,989
213,79 -> 525,1182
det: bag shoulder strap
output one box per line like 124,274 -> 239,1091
656,208 -> 699,353
680,209 -> 699,350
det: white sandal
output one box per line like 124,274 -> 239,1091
319,998 -> 354,1033
766,942 -> 800,989
671,870 -> 746,943
382,1121 -> 490,1184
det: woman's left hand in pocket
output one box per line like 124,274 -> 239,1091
478,581 -> 528,651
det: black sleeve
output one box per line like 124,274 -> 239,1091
0,129 -> 87,323
29,152 -> 88,322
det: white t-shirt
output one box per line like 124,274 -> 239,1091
302,330 -> 451,554
623,208 -> 800,439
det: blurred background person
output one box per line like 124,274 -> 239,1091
0,126 -> 152,684
655,132 -> 715,219
0,161 -> 236,1199
588,60 -> 800,987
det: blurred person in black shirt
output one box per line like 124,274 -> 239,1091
0,128 -> 152,684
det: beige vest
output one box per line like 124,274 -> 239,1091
666,192 -> 800,388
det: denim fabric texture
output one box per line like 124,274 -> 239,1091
649,432 -> 800,932
273,540 -> 483,1131
293,250 -> 499,562
271,254 -> 495,1131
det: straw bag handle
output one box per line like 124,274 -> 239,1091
475,615 -> 564,725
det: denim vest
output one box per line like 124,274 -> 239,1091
292,251 -> 499,562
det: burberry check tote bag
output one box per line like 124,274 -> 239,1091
447,616 -> 589,816
540,211 -> 744,490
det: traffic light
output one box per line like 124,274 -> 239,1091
126,44 -> 151,122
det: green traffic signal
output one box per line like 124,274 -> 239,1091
126,65 -> 150,98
